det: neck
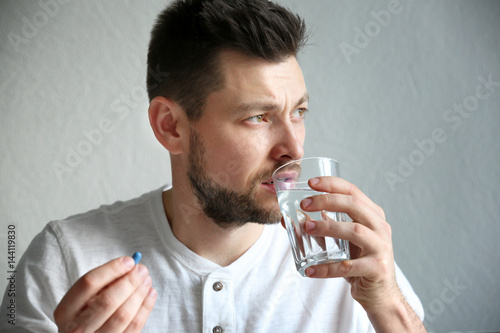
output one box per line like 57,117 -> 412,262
162,187 -> 265,267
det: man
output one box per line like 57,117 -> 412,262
1,0 -> 426,332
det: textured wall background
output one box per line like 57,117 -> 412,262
1,1 -> 499,331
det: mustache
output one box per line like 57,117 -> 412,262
254,162 -> 301,185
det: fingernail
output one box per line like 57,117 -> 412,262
305,220 -> 316,232
149,288 -> 157,298
310,177 -> 320,186
122,256 -> 135,269
302,198 -> 312,208
144,276 -> 152,286
305,267 -> 316,277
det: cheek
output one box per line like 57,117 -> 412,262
235,131 -> 270,157
296,122 -> 306,141
204,153 -> 253,190
208,135 -> 267,184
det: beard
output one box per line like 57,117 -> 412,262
186,128 -> 283,229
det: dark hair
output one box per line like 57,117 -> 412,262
147,0 -> 307,121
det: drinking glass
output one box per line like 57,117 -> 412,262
272,157 -> 350,276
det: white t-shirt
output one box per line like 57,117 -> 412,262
0,185 -> 424,332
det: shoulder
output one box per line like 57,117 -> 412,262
49,185 -> 166,238
42,185 -> 169,280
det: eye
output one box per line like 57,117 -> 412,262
291,108 -> 308,119
246,115 -> 265,123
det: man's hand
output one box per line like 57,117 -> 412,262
296,176 -> 426,332
54,256 -> 157,333
299,176 -> 396,309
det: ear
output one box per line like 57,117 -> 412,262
148,96 -> 186,155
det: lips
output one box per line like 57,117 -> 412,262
272,171 -> 298,183
261,179 -> 276,194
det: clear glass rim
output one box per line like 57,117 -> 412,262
272,156 -> 339,181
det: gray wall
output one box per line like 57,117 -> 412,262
1,1 -> 499,331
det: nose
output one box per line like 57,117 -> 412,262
270,120 -> 304,163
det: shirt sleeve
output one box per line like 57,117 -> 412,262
0,224 -> 72,332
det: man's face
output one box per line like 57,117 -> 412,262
186,51 -> 308,229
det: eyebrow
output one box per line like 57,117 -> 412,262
236,92 -> 309,113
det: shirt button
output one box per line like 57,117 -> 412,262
212,281 -> 223,292
212,326 -> 223,333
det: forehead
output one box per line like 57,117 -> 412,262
211,50 -> 307,108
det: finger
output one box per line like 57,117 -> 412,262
348,241 -> 362,260
65,264 -> 150,332
54,256 -> 135,326
304,257 -> 371,279
97,274 -> 154,332
304,216 -> 383,253
310,256 -> 395,281
308,177 -> 386,220
123,288 -> 158,333
301,192 -> 387,232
